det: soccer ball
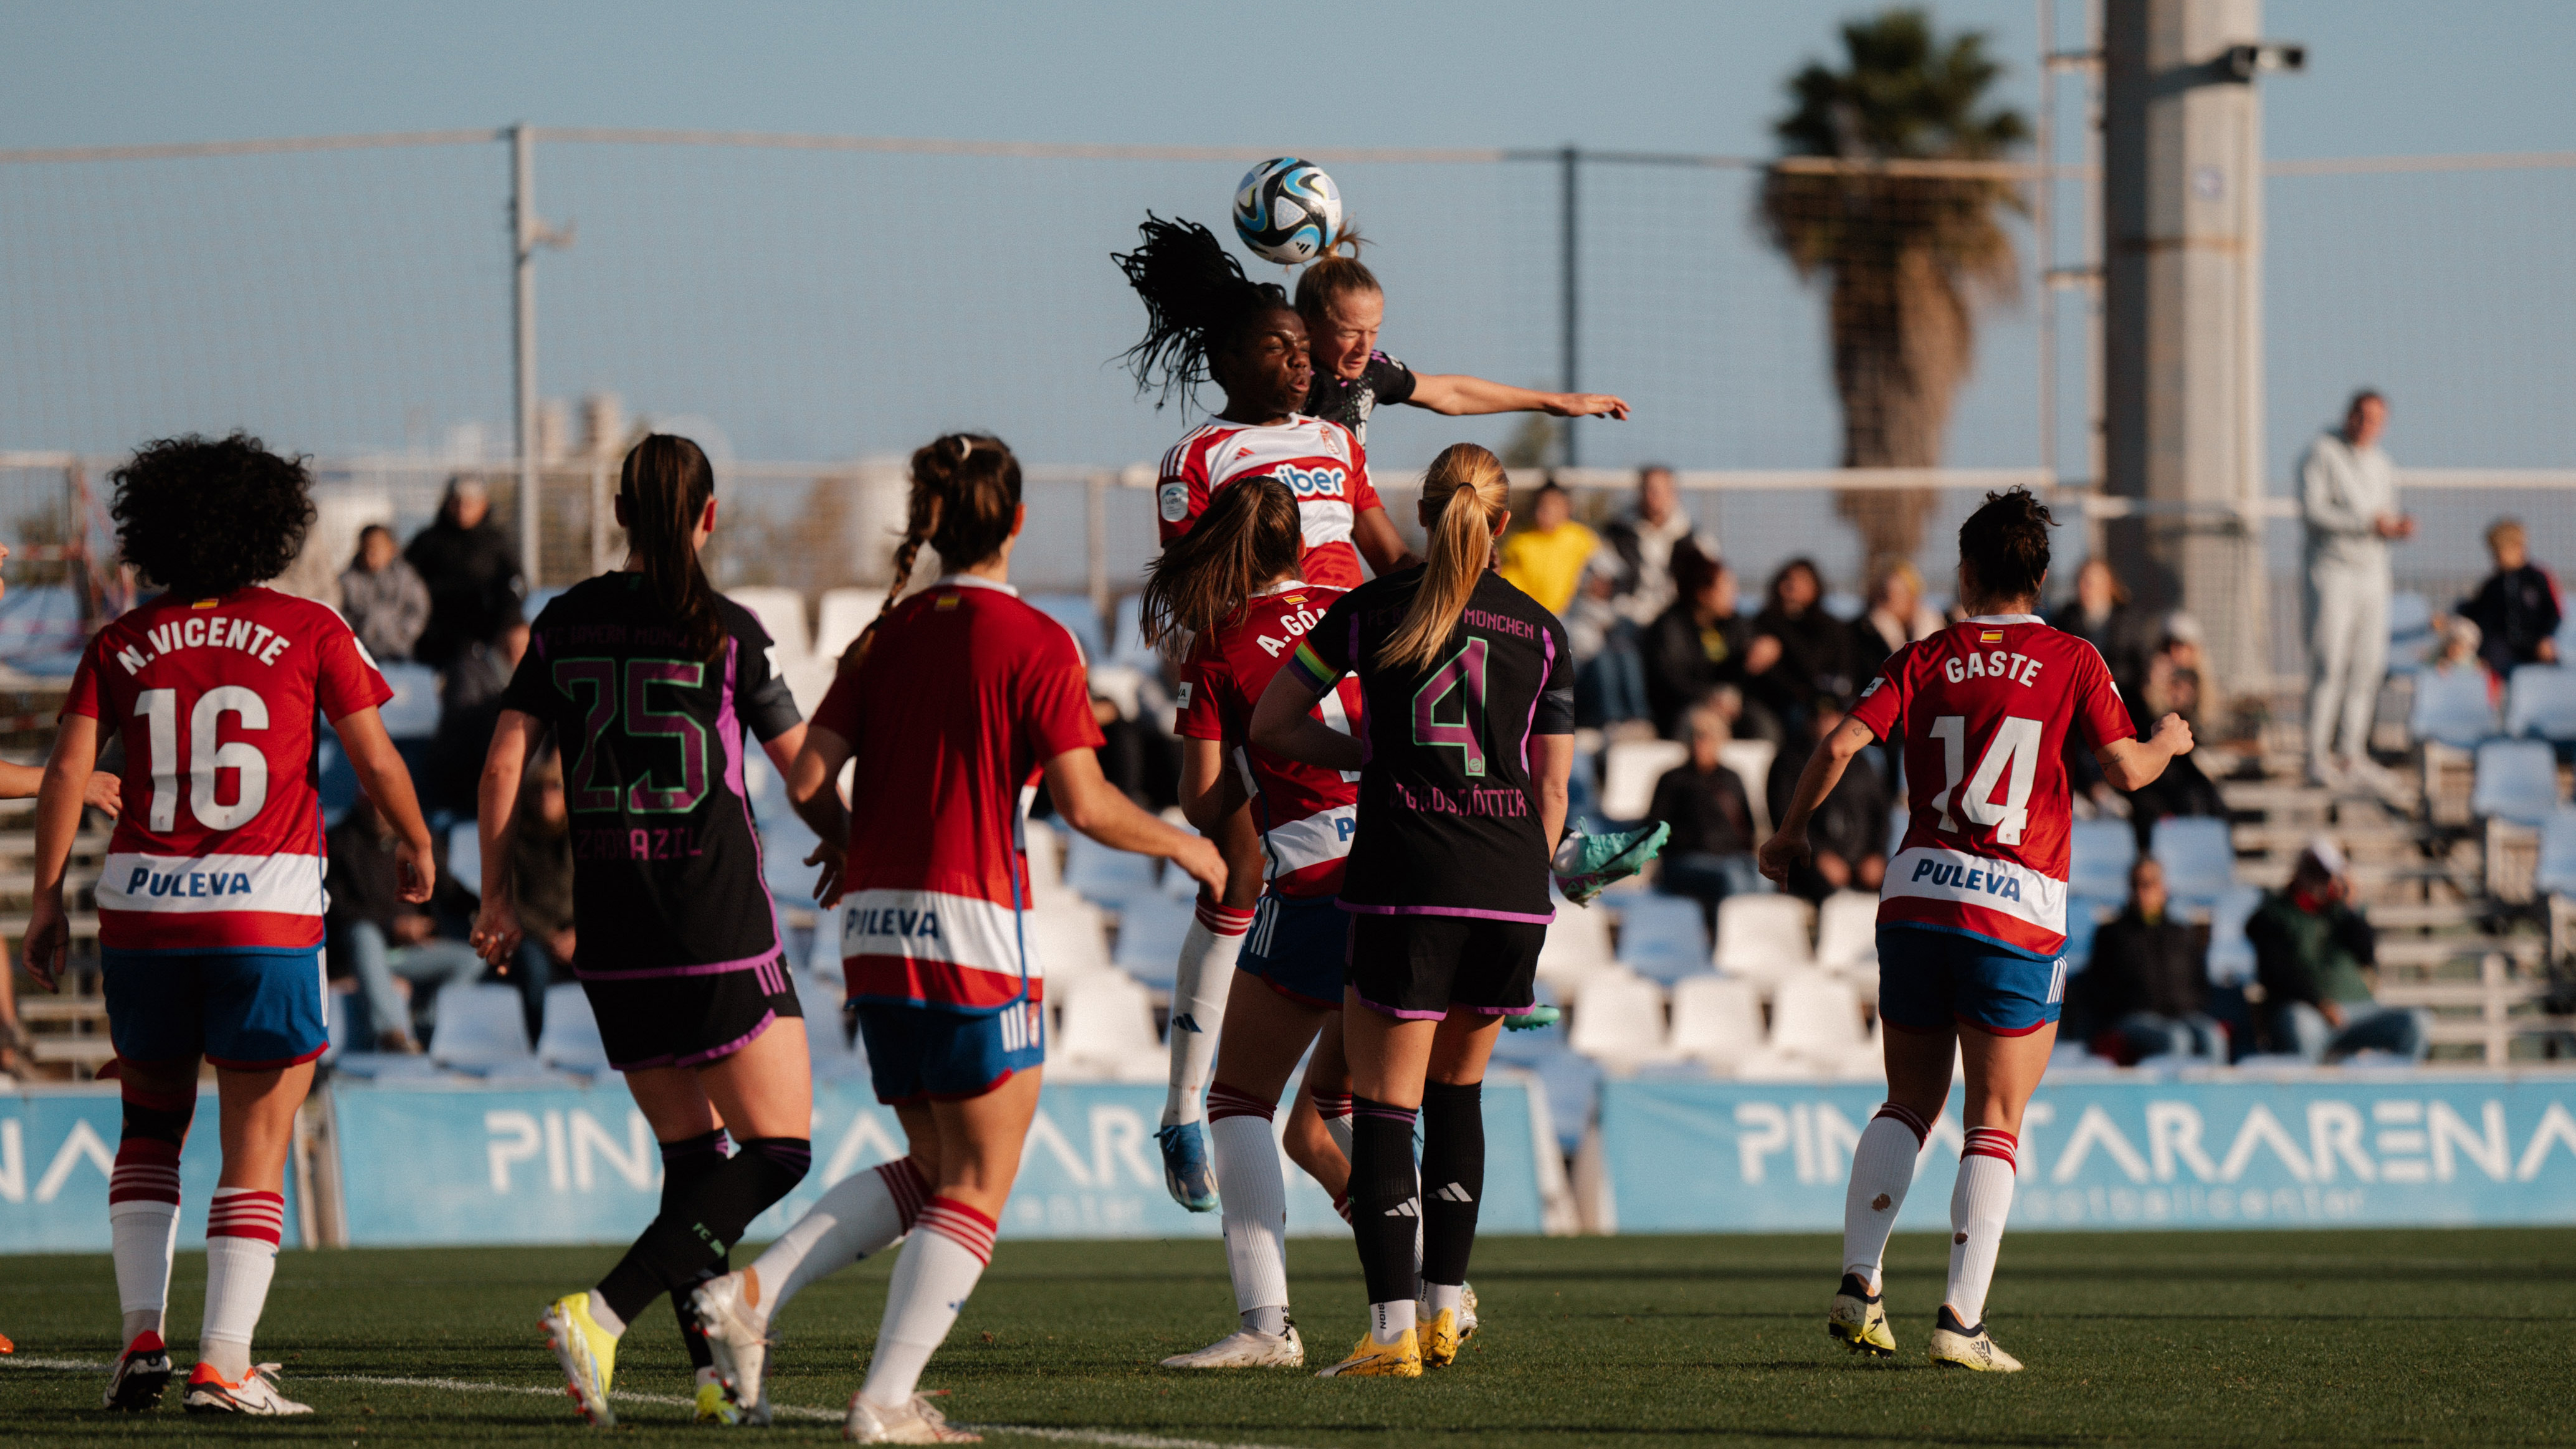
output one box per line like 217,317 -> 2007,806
1231,158 -> 1343,265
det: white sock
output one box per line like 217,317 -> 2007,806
1425,1281 -> 1466,1316
1945,1128 -> 2020,1328
1312,1088 -> 1354,1163
1163,903 -> 1251,1128
1208,1094 -> 1289,1322
1841,1103 -> 1933,1290
1368,1298 -> 1415,1346
586,1296 -> 626,1338
749,1158 -> 927,1329
859,1197 -> 993,1408
201,1189 -> 284,1379
110,1200 -> 180,1344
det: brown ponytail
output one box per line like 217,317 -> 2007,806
847,432 -> 1023,668
1292,226 -> 1380,331
1138,475 -> 1301,659
1377,443 -> 1508,672
618,434 -> 724,662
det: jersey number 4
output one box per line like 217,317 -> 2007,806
135,686 -> 268,832
1927,713 -> 2042,845
555,658 -> 710,814
1411,639 -> 1489,778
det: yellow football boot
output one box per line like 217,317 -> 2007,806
540,1291 -> 620,1425
1315,1327 -> 1423,1379
1828,1273 -> 1897,1358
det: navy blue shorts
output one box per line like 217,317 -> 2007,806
1876,924 -> 2067,1037
103,947 -> 328,1070
855,998 -> 1044,1106
1241,892 -> 1347,1009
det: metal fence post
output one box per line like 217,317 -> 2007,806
511,123 -> 540,589
1086,471 -> 1110,626
1560,144 -> 1580,468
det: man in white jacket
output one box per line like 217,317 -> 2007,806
2300,390 -> 2415,790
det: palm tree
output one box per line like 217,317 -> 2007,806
1760,8 -> 2029,569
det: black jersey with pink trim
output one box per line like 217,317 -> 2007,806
1289,566 -> 1575,922
499,574 -> 803,979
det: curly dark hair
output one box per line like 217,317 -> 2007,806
111,432 -> 316,597
1114,214 -> 1290,411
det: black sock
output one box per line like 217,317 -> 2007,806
597,1136 -> 811,1326
1419,1080 -> 1485,1290
1348,1096 -> 1421,1310
658,1129 -> 732,1369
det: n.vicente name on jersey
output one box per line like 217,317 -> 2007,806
115,612 -> 297,675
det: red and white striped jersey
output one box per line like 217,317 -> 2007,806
1156,416 -> 1379,589
64,587 -> 393,952
1174,582 -> 1364,898
1846,615 -> 2135,957
812,576 -> 1104,1013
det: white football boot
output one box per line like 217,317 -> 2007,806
1159,1323 -> 1304,1369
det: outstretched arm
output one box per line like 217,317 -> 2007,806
1409,374 -> 1631,421
1251,666 -> 1363,774
1042,746 -> 1228,896
1352,506 -> 1422,576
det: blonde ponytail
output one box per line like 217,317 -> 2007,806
1376,443 -> 1509,672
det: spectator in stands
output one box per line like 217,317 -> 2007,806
1746,558 -> 1854,737
338,523 -> 430,663
1765,696 -> 1887,903
1577,464 -> 1716,728
1496,481 -> 1598,618
405,475 -> 523,670
2300,389 -> 2415,793
2079,858 -> 2224,1063
2248,839 -> 2430,1062
2458,518 -> 2562,678
2049,558 -> 2154,696
1848,558 -> 1943,683
2124,631 -> 2228,849
500,747 -> 575,1045
327,795 -> 486,1053
1642,542 -> 1770,741
1648,705 -> 1765,929
424,604 -> 529,818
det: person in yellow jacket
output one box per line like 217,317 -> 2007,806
1496,482 -> 1597,619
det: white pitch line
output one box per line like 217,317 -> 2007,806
2,1356 -> 1330,1449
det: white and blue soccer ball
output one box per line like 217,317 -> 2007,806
1231,158 -> 1343,265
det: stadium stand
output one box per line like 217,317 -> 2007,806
1565,972 -> 1672,1076
533,982 -> 611,1076
1614,893 -> 1713,982
2150,817 -> 2237,905
1109,896 -> 1195,990
2068,818 -> 2140,900
2506,665 -> 2576,742
426,984 -> 535,1074
1052,971 -> 1163,1083
1712,893 -> 1816,986
2409,664 -> 2499,749
1598,739 -> 1687,823
1026,592 -> 1107,660
1667,974 -> 1763,1074
812,587 -> 880,663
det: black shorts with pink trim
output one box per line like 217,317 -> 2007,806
581,953 -> 801,1072
1874,923 -> 2066,1036
1345,910 -> 1542,1022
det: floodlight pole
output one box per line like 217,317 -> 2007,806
512,123 -> 540,589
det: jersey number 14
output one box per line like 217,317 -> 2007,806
1927,713 -> 2042,845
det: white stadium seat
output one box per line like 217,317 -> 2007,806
813,587 -> 883,663
726,587 -> 811,663
1669,975 -> 1764,1073
1715,739 -> 1778,837
1814,890 -> 1880,974
1028,902 -> 1113,982
1536,905 -> 1618,990
375,662 -> 442,740
533,983 -> 609,1074
1567,972 -> 1672,1075
1053,972 -> 1163,1081
1600,739 -> 1688,822
1712,893 -> 1816,984
1767,970 -> 1867,1065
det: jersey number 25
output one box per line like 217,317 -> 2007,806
1927,714 -> 2042,845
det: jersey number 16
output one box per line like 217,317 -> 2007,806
135,686 -> 269,833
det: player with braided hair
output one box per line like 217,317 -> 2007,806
690,433 -> 1225,1442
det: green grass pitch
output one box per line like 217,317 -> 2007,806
3,1228 -> 2571,1446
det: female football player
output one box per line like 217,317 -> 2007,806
1115,214 -> 1413,1202
1252,442 -> 1577,1378
687,433 -> 1224,1443
474,434 -> 830,1426
27,433 -> 436,1416
1294,235 -> 1631,450
1760,488 -> 2194,1373
1136,476 -> 1366,1369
